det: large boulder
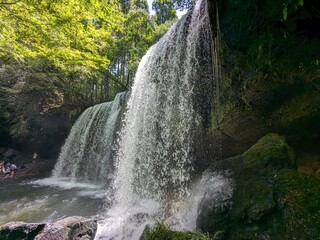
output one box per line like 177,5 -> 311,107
0,221 -> 45,240
198,133 -> 320,239
0,216 -> 97,240
141,223 -> 210,240
214,133 -> 295,178
35,216 -> 97,240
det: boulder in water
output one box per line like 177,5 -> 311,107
0,221 -> 45,239
35,216 -> 97,240
0,216 -> 97,240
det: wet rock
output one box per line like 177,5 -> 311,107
35,216 -> 97,240
196,171 -> 234,233
0,216 -> 97,240
0,158 -> 55,181
214,133 -> 296,178
2,148 -> 18,160
199,134 -> 320,239
316,168 -> 320,178
142,223 -> 210,240
230,180 -> 275,222
0,147 -> 6,155
212,231 -> 225,240
273,169 -> 320,238
0,221 -> 45,240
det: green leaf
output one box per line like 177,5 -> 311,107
282,6 -> 288,21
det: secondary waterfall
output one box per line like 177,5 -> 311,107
96,0 -> 233,239
52,92 -> 128,183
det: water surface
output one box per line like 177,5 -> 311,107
0,176 -> 105,225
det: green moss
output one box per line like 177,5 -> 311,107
231,180 -> 275,222
204,134 -> 320,239
269,86 -> 320,140
243,133 -> 295,172
265,87 -> 320,172
273,169 -> 320,239
210,98 -> 236,131
214,133 -> 295,177
142,223 -> 211,240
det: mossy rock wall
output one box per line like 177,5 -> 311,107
204,0 -> 320,175
198,133 -> 320,239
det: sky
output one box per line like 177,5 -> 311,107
146,0 -> 188,18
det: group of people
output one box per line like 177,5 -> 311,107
0,161 -> 17,178
0,152 -> 38,179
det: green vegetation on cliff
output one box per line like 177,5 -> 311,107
0,0 -> 174,146
208,0 -> 320,175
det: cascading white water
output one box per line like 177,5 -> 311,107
96,0 -> 233,239
114,0 -> 212,206
52,92 -> 128,183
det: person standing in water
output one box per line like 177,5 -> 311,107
4,162 -> 11,178
0,161 -> 5,176
9,163 -> 17,178
33,152 -> 38,162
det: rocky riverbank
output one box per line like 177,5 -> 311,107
0,148 -> 55,180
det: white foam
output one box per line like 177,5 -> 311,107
96,198 -> 160,240
31,177 -> 103,190
95,171 -> 233,240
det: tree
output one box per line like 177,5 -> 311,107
171,0 -> 193,10
0,0 -> 126,138
152,0 -> 177,25
108,9 -> 158,86
0,0 -> 173,140
119,0 -> 149,14
134,0 -> 149,12
0,0 -> 124,72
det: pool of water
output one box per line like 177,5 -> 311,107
0,172 -> 234,240
0,176 -> 106,225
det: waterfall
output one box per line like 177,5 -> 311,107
96,0 -> 233,239
113,0 -> 212,206
52,92 -> 128,183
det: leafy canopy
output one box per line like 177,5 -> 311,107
0,0 -> 123,72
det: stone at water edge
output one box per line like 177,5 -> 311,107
35,216 -> 97,240
0,221 -> 45,239
0,216 -> 97,240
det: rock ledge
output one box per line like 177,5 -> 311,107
0,216 -> 97,240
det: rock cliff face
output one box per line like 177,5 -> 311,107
0,109 -> 72,162
204,0 -> 320,174
188,2 -> 320,238
15,109 -> 71,159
